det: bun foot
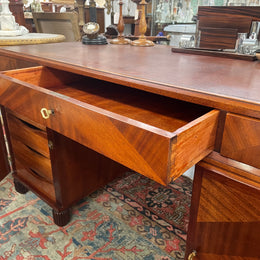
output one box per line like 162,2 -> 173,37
14,179 -> 29,194
52,208 -> 71,226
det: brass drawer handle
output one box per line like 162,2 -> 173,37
41,108 -> 54,119
188,250 -> 197,260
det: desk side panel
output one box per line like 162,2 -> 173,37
186,161 -> 260,259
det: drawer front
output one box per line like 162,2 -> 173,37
221,113 -> 260,169
7,112 -> 50,158
14,160 -> 56,205
47,97 -> 219,185
0,67 -> 220,185
0,76 -> 49,127
11,137 -> 53,183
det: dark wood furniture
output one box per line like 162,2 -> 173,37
0,43 -> 259,259
9,0 -> 27,29
24,17 -> 35,33
171,47 -> 258,61
197,6 -> 260,49
123,16 -> 135,35
84,7 -> 105,33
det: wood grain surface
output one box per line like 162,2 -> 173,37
0,66 -> 219,185
14,160 -> 56,206
6,112 -> 49,158
0,35 -> 259,256
48,130 -> 128,210
221,113 -> 260,169
197,6 -> 260,50
198,6 -> 260,23
199,27 -> 238,49
1,44 -> 260,119
0,54 -> 38,71
198,15 -> 252,33
186,160 -> 260,259
11,138 -> 52,183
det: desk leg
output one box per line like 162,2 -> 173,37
185,162 -> 260,260
48,129 -> 128,226
14,178 -> 29,194
52,208 -> 71,227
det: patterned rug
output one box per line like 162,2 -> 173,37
0,172 -> 192,260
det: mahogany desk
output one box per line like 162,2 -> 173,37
0,43 -> 259,260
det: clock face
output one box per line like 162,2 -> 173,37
83,22 -> 100,35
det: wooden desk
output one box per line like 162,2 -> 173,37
0,43 -> 259,260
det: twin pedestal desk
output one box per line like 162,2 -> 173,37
0,43 -> 259,259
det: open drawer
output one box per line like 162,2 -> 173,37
0,66 -> 219,185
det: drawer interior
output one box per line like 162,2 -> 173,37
3,66 -> 212,133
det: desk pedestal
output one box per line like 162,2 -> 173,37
186,153 -> 260,259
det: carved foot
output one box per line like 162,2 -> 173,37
14,179 -> 29,194
52,208 -> 71,226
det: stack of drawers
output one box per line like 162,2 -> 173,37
6,112 -> 56,204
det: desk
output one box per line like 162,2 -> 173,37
0,33 -> 65,46
0,43 -> 259,260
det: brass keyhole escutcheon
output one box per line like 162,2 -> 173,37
41,108 -> 54,119
188,250 -> 197,260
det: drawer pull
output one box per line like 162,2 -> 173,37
41,108 -> 54,119
188,250 -> 197,260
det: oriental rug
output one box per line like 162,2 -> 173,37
0,172 -> 192,260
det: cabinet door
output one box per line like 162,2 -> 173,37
185,161 -> 260,260
0,107 -> 10,181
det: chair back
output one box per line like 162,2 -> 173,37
33,12 -> 81,42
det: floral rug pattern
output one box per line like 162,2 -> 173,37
0,172 -> 192,260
